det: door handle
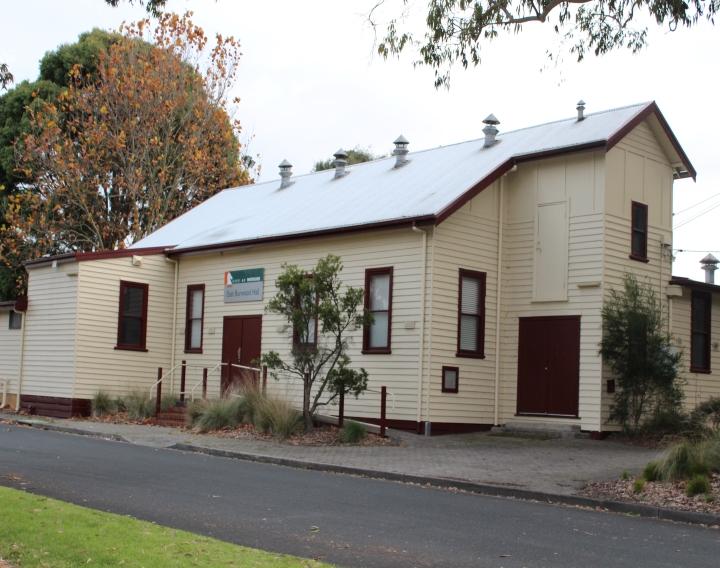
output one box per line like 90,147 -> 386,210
237,347 -> 242,362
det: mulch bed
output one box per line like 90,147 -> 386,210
80,412 -> 155,426
213,423 -> 397,446
581,473 -> 720,515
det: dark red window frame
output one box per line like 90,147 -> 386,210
630,201 -> 649,262
184,284 -> 205,354
442,365 -> 459,393
115,280 -> 149,351
363,267 -> 393,354
690,290 -> 712,374
456,269 -> 486,358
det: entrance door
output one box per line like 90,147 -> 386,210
221,315 -> 262,393
516,316 -> 580,417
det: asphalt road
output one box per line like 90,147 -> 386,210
0,425 -> 718,568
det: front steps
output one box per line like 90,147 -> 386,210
492,420 -> 583,439
154,405 -> 187,428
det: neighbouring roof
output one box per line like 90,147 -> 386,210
669,276 -> 720,294
121,101 -> 690,254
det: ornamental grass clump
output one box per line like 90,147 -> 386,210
643,461 -> 661,482
125,391 -> 155,421
339,421 -> 367,444
686,474 -> 711,497
195,398 -> 245,433
632,477 -> 646,494
185,399 -> 209,427
253,395 -> 301,439
92,391 -> 115,417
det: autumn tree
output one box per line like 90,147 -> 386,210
262,255 -> 371,432
313,147 -> 378,172
372,0 -> 719,87
1,13 -> 251,294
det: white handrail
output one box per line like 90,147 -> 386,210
0,378 -> 10,409
149,362 -> 218,399
187,362 -> 222,401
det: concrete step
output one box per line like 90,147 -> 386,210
491,420 -> 583,439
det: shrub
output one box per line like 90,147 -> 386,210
125,391 -> 155,421
92,391 -> 115,417
643,461 -> 661,482
691,397 -> 720,432
115,397 -> 127,413
160,394 -> 179,412
235,383 -> 264,425
633,477 -> 646,494
195,398 -> 245,433
339,421 -> 367,444
686,474 -> 711,497
620,470 -> 630,481
641,407 -> 694,438
253,395 -> 301,439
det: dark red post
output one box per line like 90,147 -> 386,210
202,368 -> 208,399
179,360 -> 186,403
262,365 -> 268,395
155,367 -> 163,416
338,390 -> 345,428
380,386 -> 387,438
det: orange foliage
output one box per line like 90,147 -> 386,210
1,12 -> 251,290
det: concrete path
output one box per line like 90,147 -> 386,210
0,412 -> 661,496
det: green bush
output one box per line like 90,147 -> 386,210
633,477 -> 646,494
641,407 -> 694,438
643,461 -> 661,482
91,391 -> 115,417
691,397 -> 720,432
125,391 -> 155,421
234,383 -> 264,425
115,397 -> 127,413
686,474 -> 711,497
620,470 -> 631,481
160,394 -> 179,412
253,395 -> 301,439
195,398 -> 245,433
339,421 -> 367,444
657,437 -> 720,481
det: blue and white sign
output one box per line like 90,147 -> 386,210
224,268 -> 264,303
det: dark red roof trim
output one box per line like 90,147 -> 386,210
670,276 -> 720,294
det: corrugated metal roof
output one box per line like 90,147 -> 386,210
133,102 -> 672,252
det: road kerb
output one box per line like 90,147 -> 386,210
169,442 -> 720,528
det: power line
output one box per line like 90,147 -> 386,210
674,191 -> 720,216
674,200 -> 720,229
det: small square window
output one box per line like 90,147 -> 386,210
442,366 -> 459,393
8,311 -> 22,330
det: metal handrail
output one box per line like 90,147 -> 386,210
149,362 -> 213,399
0,378 -> 11,409
187,362 -> 222,401
365,386 -> 396,409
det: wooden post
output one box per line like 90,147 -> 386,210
262,365 -> 268,395
380,386 -> 387,438
202,368 -> 208,400
155,367 -> 163,417
179,360 -> 186,403
338,390 -> 345,428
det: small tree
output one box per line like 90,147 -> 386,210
600,274 -> 682,433
262,255 -> 370,431
313,147 -> 377,172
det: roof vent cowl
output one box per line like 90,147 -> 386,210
701,253 -> 719,284
332,148 -> 349,179
393,135 -> 409,168
482,114 -> 500,148
577,100 -> 586,122
279,159 -> 294,189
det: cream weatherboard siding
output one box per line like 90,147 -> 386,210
600,120 -> 675,427
497,151 -> 606,431
426,182 -> 500,425
73,254 -> 175,399
0,311 -> 23,405
671,289 -> 720,410
173,228 -> 426,423
21,263 -> 78,398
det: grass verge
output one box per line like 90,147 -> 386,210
0,486 -> 327,567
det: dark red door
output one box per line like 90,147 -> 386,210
516,316 -> 580,417
221,315 -> 262,393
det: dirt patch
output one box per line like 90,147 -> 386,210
80,412 -> 156,426
0,558 -> 14,568
213,423 -> 397,446
582,473 -> 720,515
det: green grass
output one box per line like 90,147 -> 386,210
0,486 -> 328,567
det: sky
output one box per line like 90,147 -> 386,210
2,0 -> 719,279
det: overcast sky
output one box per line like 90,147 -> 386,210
3,0 -> 719,279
